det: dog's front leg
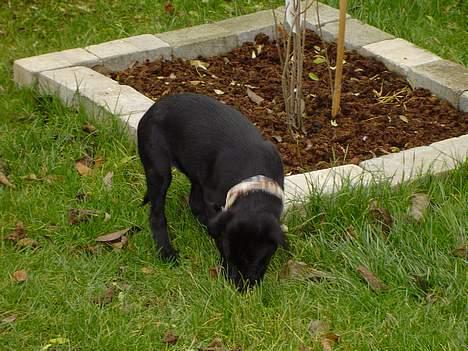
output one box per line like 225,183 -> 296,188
150,201 -> 178,262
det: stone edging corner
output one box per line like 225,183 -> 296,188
12,2 -> 468,209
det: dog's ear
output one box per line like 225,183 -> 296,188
208,210 -> 233,237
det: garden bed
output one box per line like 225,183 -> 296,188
111,31 -> 468,174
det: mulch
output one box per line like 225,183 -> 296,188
109,30 -> 468,174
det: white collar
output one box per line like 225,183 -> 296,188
223,175 -> 284,211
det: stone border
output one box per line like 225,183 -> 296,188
13,2 -> 468,209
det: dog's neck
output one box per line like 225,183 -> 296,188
223,175 -> 284,211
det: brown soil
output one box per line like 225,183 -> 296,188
110,31 -> 468,174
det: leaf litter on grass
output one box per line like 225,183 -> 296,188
280,260 -> 331,282
12,270 -> 28,283
356,265 -> 388,292
409,193 -> 430,222
368,200 -> 393,239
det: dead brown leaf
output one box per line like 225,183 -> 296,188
272,135 -> 282,143
17,238 -> 39,248
452,243 -> 467,259
0,171 -> 14,187
201,337 -> 225,351
164,1 -> 175,14
75,157 -> 93,176
68,208 -> 100,225
12,270 -> 28,282
409,193 -> 430,222
102,171 -> 113,191
1,314 -> 17,323
82,122 -> 97,134
110,235 -> 128,251
369,200 -> 393,238
308,320 -> 330,337
190,59 -> 210,71
356,265 -> 388,292
163,331 -> 178,345
208,266 -> 221,279
21,173 -> 39,181
280,260 -> 330,281
246,88 -> 264,105
92,286 -> 115,305
6,221 -> 27,242
141,266 -> 155,274
95,228 -> 132,243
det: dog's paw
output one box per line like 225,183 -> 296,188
159,247 -> 179,264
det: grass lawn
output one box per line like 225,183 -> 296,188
0,1 -> 467,350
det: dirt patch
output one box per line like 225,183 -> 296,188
110,31 -> 468,174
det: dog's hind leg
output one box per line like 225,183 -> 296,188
189,182 -> 209,226
140,143 -> 178,262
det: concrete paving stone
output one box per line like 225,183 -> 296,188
430,135 -> 468,164
38,66 -> 119,106
284,164 -> 371,206
320,19 -> 394,50
215,10 -> 276,44
38,66 -> 153,117
13,48 -> 99,87
460,91 -> 468,112
85,34 -> 171,72
407,60 -> 468,108
359,146 -> 459,185
119,111 -> 146,137
359,38 -> 441,76
156,23 -> 238,59
276,1 -> 347,32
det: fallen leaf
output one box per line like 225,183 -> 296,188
93,286 -> 115,305
164,1 -> 174,14
246,88 -> 264,105
12,270 -> 28,282
82,122 -> 97,133
313,56 -> 326,64
103,171 -> 113,191
214,89 -> 224,95
308,320 -> 330,337
1,314 -> 17,323
201,337 -> 225,351
313,45 -> 321,52
190,59 -> 209,71
141,266 -> 155,274
163,331 -> 178,345
452,243 -> 467,259
272,135 -> 282,143
0,171 -> 14,187
369,200 -> 393,238
111,235 -> 128,251
398,115 -> 409,123
68,208 -> 100,225
409,193 -> 430,222
208,266 -> 221,279
75,157 -> 93,176
251,50 -> 257,59
356,265 -> 387,292
95,228 -> 133,243
103,212 -> 111,222
6,221 -> 27,242
280,260 -> 330,281
21,173 -> 39,181
308,72 -> 320,81
169,72 -> 176,79
330,119 -> 338,127
94,156 -> 105,169
17,238 -> 39,248
189,80 -> 203,85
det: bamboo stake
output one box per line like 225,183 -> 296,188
331,0 -> 347,118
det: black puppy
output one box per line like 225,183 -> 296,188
137,93 -> 286,289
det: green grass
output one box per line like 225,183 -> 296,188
0,1 -> 467,350
320,0 -> 468,66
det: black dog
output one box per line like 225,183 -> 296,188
137,93 -> 286,289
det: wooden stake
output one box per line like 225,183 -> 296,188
331,0 -> 347,118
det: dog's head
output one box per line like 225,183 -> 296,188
208,210 -> 286,290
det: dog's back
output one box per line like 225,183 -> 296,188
138,93 -> 283,191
